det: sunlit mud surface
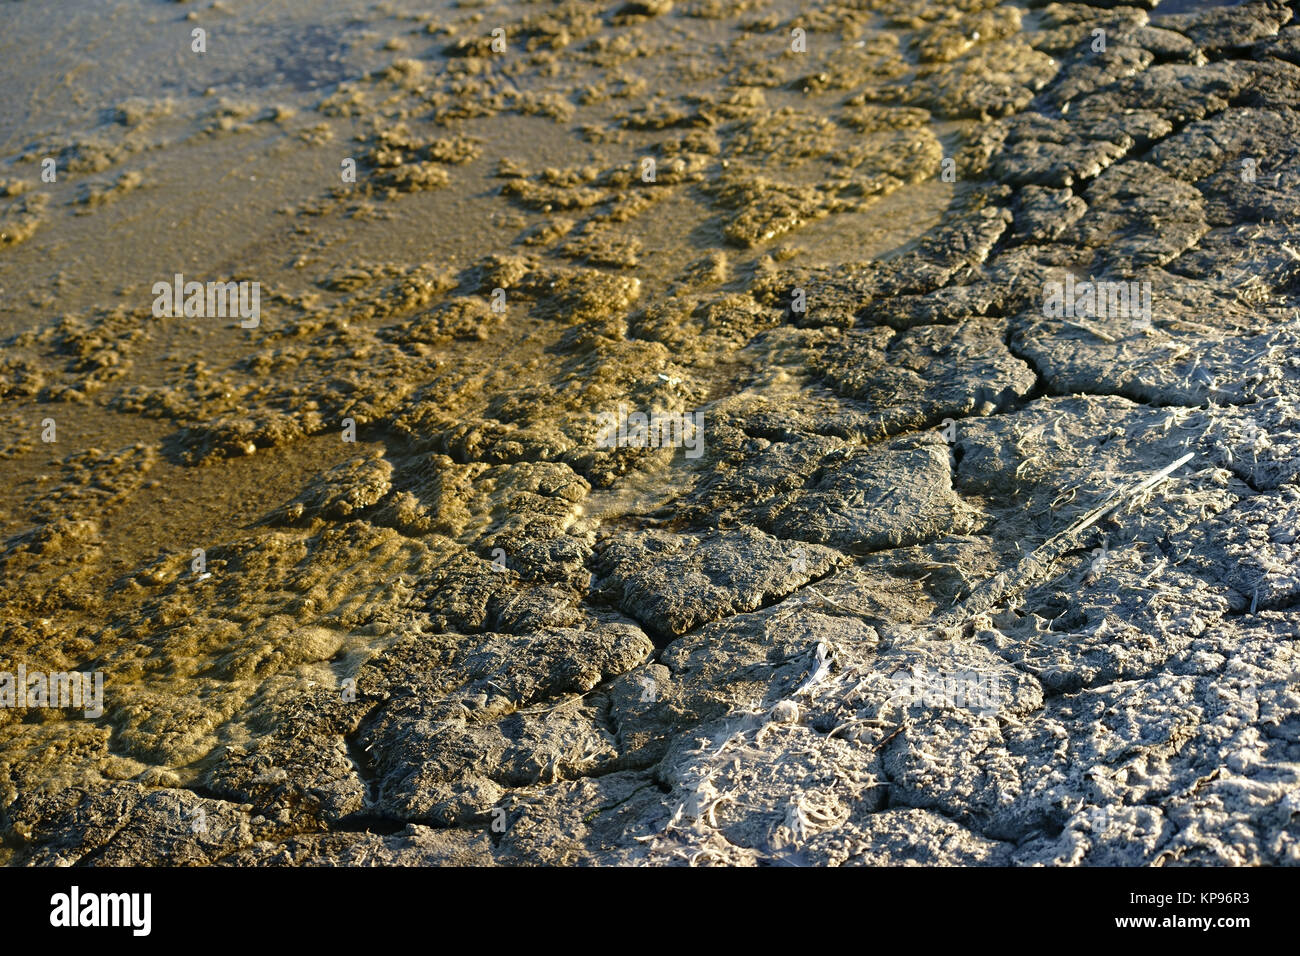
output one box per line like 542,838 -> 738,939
3,0 -> 1300,866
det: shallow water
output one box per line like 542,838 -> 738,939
0,0 -> 977,856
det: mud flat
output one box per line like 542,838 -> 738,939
2,0 -> 1300,866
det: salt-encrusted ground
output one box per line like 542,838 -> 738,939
2,0 -> 1300,866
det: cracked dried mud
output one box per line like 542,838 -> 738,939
3,0 -> 1300,867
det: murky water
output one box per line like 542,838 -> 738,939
0,0 -> 972,858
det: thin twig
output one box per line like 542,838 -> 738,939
935,453 -> 1195,628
